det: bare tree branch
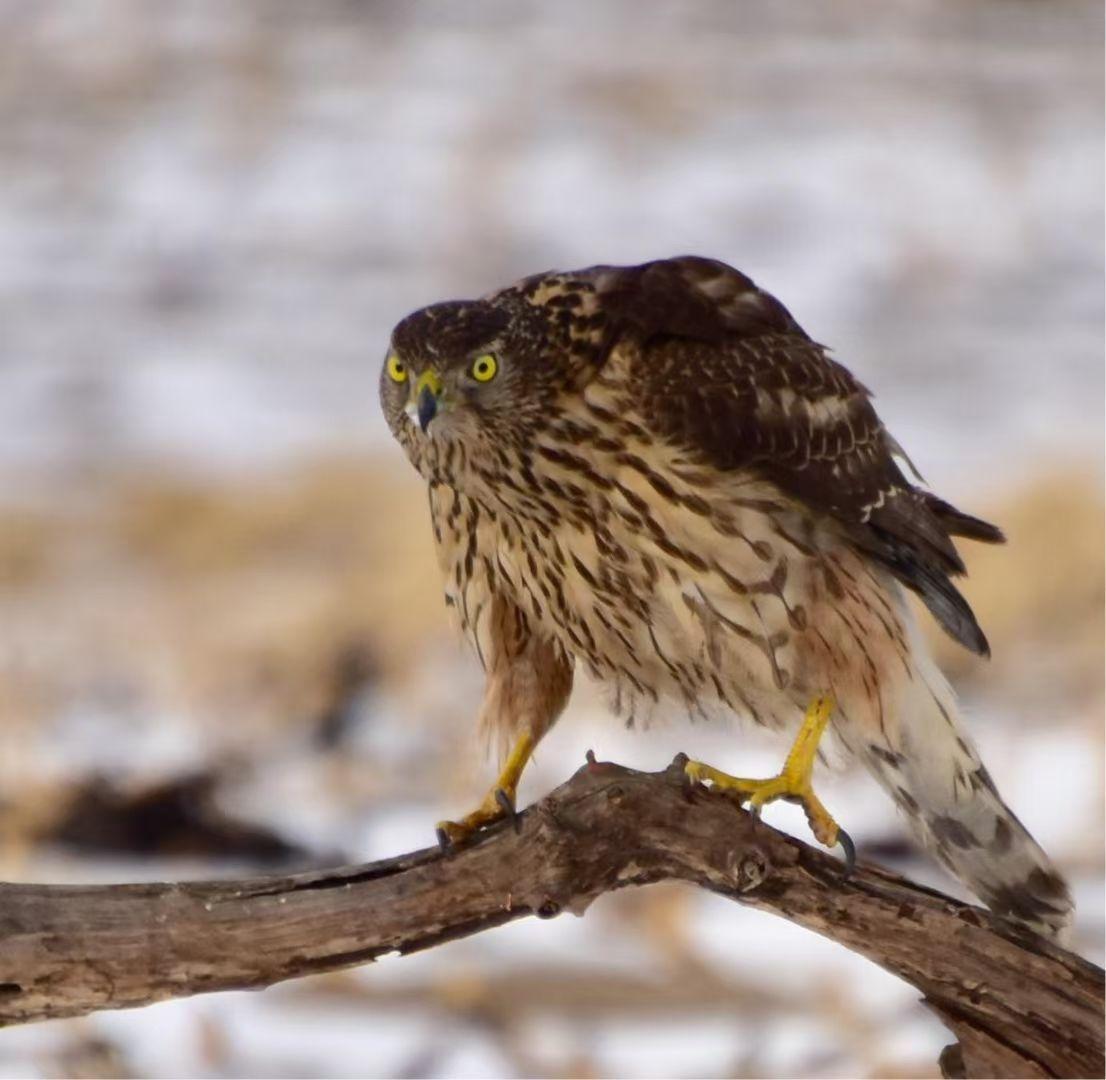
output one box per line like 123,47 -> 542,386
1,755 -> 1102,1078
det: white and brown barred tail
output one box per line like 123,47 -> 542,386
859,622 -> 1074,941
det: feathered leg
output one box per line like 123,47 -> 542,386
437,596 -> 574,850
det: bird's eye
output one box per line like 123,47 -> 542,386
470,353 -> 498,383
386,355 -> 407,383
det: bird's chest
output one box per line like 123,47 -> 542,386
429,438 -> 821,728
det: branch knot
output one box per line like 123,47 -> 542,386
729,847 -> 769,893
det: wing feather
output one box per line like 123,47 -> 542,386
584,256 -> 1003,656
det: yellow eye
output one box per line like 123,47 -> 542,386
386,355 -> 407,383
471,353 -> 498,382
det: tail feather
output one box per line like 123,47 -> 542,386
858,647 -> 1073,941
895,742 -> 1072,940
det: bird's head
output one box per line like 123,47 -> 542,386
380,299 -> 513,443
380,284 -> 603,479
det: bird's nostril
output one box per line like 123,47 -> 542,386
417,386 -> 438,432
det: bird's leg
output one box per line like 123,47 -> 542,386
436,731 -> 535,849
435,598 -> 573,851
685,694 -> 854,867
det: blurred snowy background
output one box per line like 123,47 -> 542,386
0,1 -> 1102,1077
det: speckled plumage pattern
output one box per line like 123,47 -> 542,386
380,256 -> 1072,939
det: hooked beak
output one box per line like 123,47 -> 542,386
417,386 -> 437,432
414,369 -> 442,433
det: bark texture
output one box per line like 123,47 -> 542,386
1,755 -> 1101,1078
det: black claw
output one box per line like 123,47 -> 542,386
435,827 -> 454,853
495,788 -> 520,833
837,827 -> 856,876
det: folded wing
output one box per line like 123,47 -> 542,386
586,256 -> 1003,655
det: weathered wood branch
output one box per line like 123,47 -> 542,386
1,755 -> 1101,1078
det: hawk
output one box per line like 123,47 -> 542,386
380,256 -> 1072,940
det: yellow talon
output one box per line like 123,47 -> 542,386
436,732 -> 535,848
685,694 -> 845,852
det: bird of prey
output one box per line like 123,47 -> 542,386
380,256 -> 1072,940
